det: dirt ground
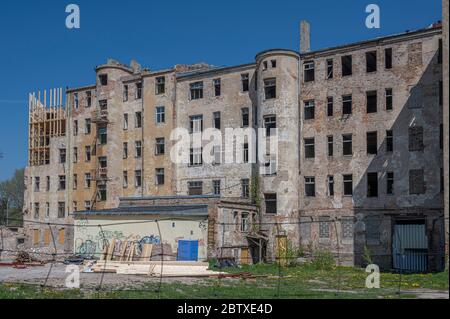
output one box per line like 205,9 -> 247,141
0,263 -> 203,289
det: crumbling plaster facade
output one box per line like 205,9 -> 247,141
23,22 -> 445,270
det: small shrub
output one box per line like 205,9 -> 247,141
363,245 -> 373,266
310,250 -> 335,271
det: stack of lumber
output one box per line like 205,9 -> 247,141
89,260 -> 222,277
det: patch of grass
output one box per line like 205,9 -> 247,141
0,265 -> 448,299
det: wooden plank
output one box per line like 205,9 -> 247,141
106,239 -> 116,261
139,244 -> 153,261
118,241 -> 128,261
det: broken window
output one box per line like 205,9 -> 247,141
135,112 -> 142,128
327,175 -> 334,196
59,148 -> 66,164
155,168 -> 165,185
304,100 -> 315,120
98,126 -> 107,145
123,142 -> 128,159
409,169 -> 425,194
243,143 -> 249,163
155,76 -> 165,95
263,61 -> 268,70
326,59 -> 333,79
57,202 -> 65,218
304,138 -> 315,159
367,172 -> 378,198
34,203 -> 39,218
123,113 -> 128,130
263,153 -> 277,175
135,82 -> 142,99
135,170 -> 142,188
123,171 -> 128,188
189,148 -> 203,166
85,173 -> 92,188
241,179 -> 250,198
85,146 -> 91,162
327,97 -> 333,117
98,156 -> 107,169
190,81 -> 203,100
155,138 -> 165,155
156,106 -> 165,124
188,181 -> 203,196
341,55 -> 352,76
271,60 -> 277,68
34,177 -> 40,192
305,177 -> 316,197
86,91 -> 92,107
241,108 -> 249,127
99,99 -> 107,110
241,73 -> 249,92
343,174 -> 353,196
213,78 -> 221,97
367,131 -> 378,155
264,116 -> 276,136
264,194 -> 277,214
387,172 -> 394,195
73,147 -> 78,163
46,176 -> 50,191
342,95 -> 352,115
213,180 -> 221,195
409,126 -> 424,152
264,78 -> 276,99
97,184 -> 107,202
343,134 -> 353,156
439,81 -> 443,106
386,130 -> 393,152
190,115 -> 203,133
58,175 -> 66,191
84,201 -> 91,211
327,135 -> 334,157
99,74 -> 108,86
304,61 -> 315,82
135,141 -> 142,158
385,48 -> 392,69
241,212 -> 250,232
366,90 -> 377,113
74,93 -> 79,109
385,88 -> 393,110
366,51 -> 377,73
319,216 -> 330,239
123,85 -> 129,102
85,118 -> 92,134
73,120 -> 78,136
212,112 -> 221,130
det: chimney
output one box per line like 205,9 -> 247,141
300,20 -> 311,53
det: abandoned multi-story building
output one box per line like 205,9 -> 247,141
23,20 -> 447,271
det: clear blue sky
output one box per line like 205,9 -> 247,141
0,0 -> 442,181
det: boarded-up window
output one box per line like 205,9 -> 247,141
409,169 -> 425,194
300,217 -> 311,241
58,228 -> 65,245
319,216 -> 330,239
188,181 -> 203,196
407,42 -> 422,66
409,126 -> 424,151
33,229 -> 40,246
44,229 -> 51,246
365,216 -> 380,241
341,219 -> 353,239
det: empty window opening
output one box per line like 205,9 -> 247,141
213,78 -> 221,97
264,194 -> 277,214
304,61 -> 315,82
367,131 -> 378,155
385,48 -> 393,69
343,174 -> 353,196
304,100 -> 315,120
304,138 -> 315,159
305,177 -> 316,197
326,59 -> 333,79
264,78 -> 276,99
341,55 -> 352,76
190,81 -> 203,100
367,172 -> 379,197
343,134 -> 353,156
342,95 -> 352,115
366,90 -> 377,113
366,51 -> 377,73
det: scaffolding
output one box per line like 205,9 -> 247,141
28,89 -> 66,166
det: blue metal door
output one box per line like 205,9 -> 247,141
393,223 -> 428,272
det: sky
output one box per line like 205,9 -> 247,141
0,0 -> 443,181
